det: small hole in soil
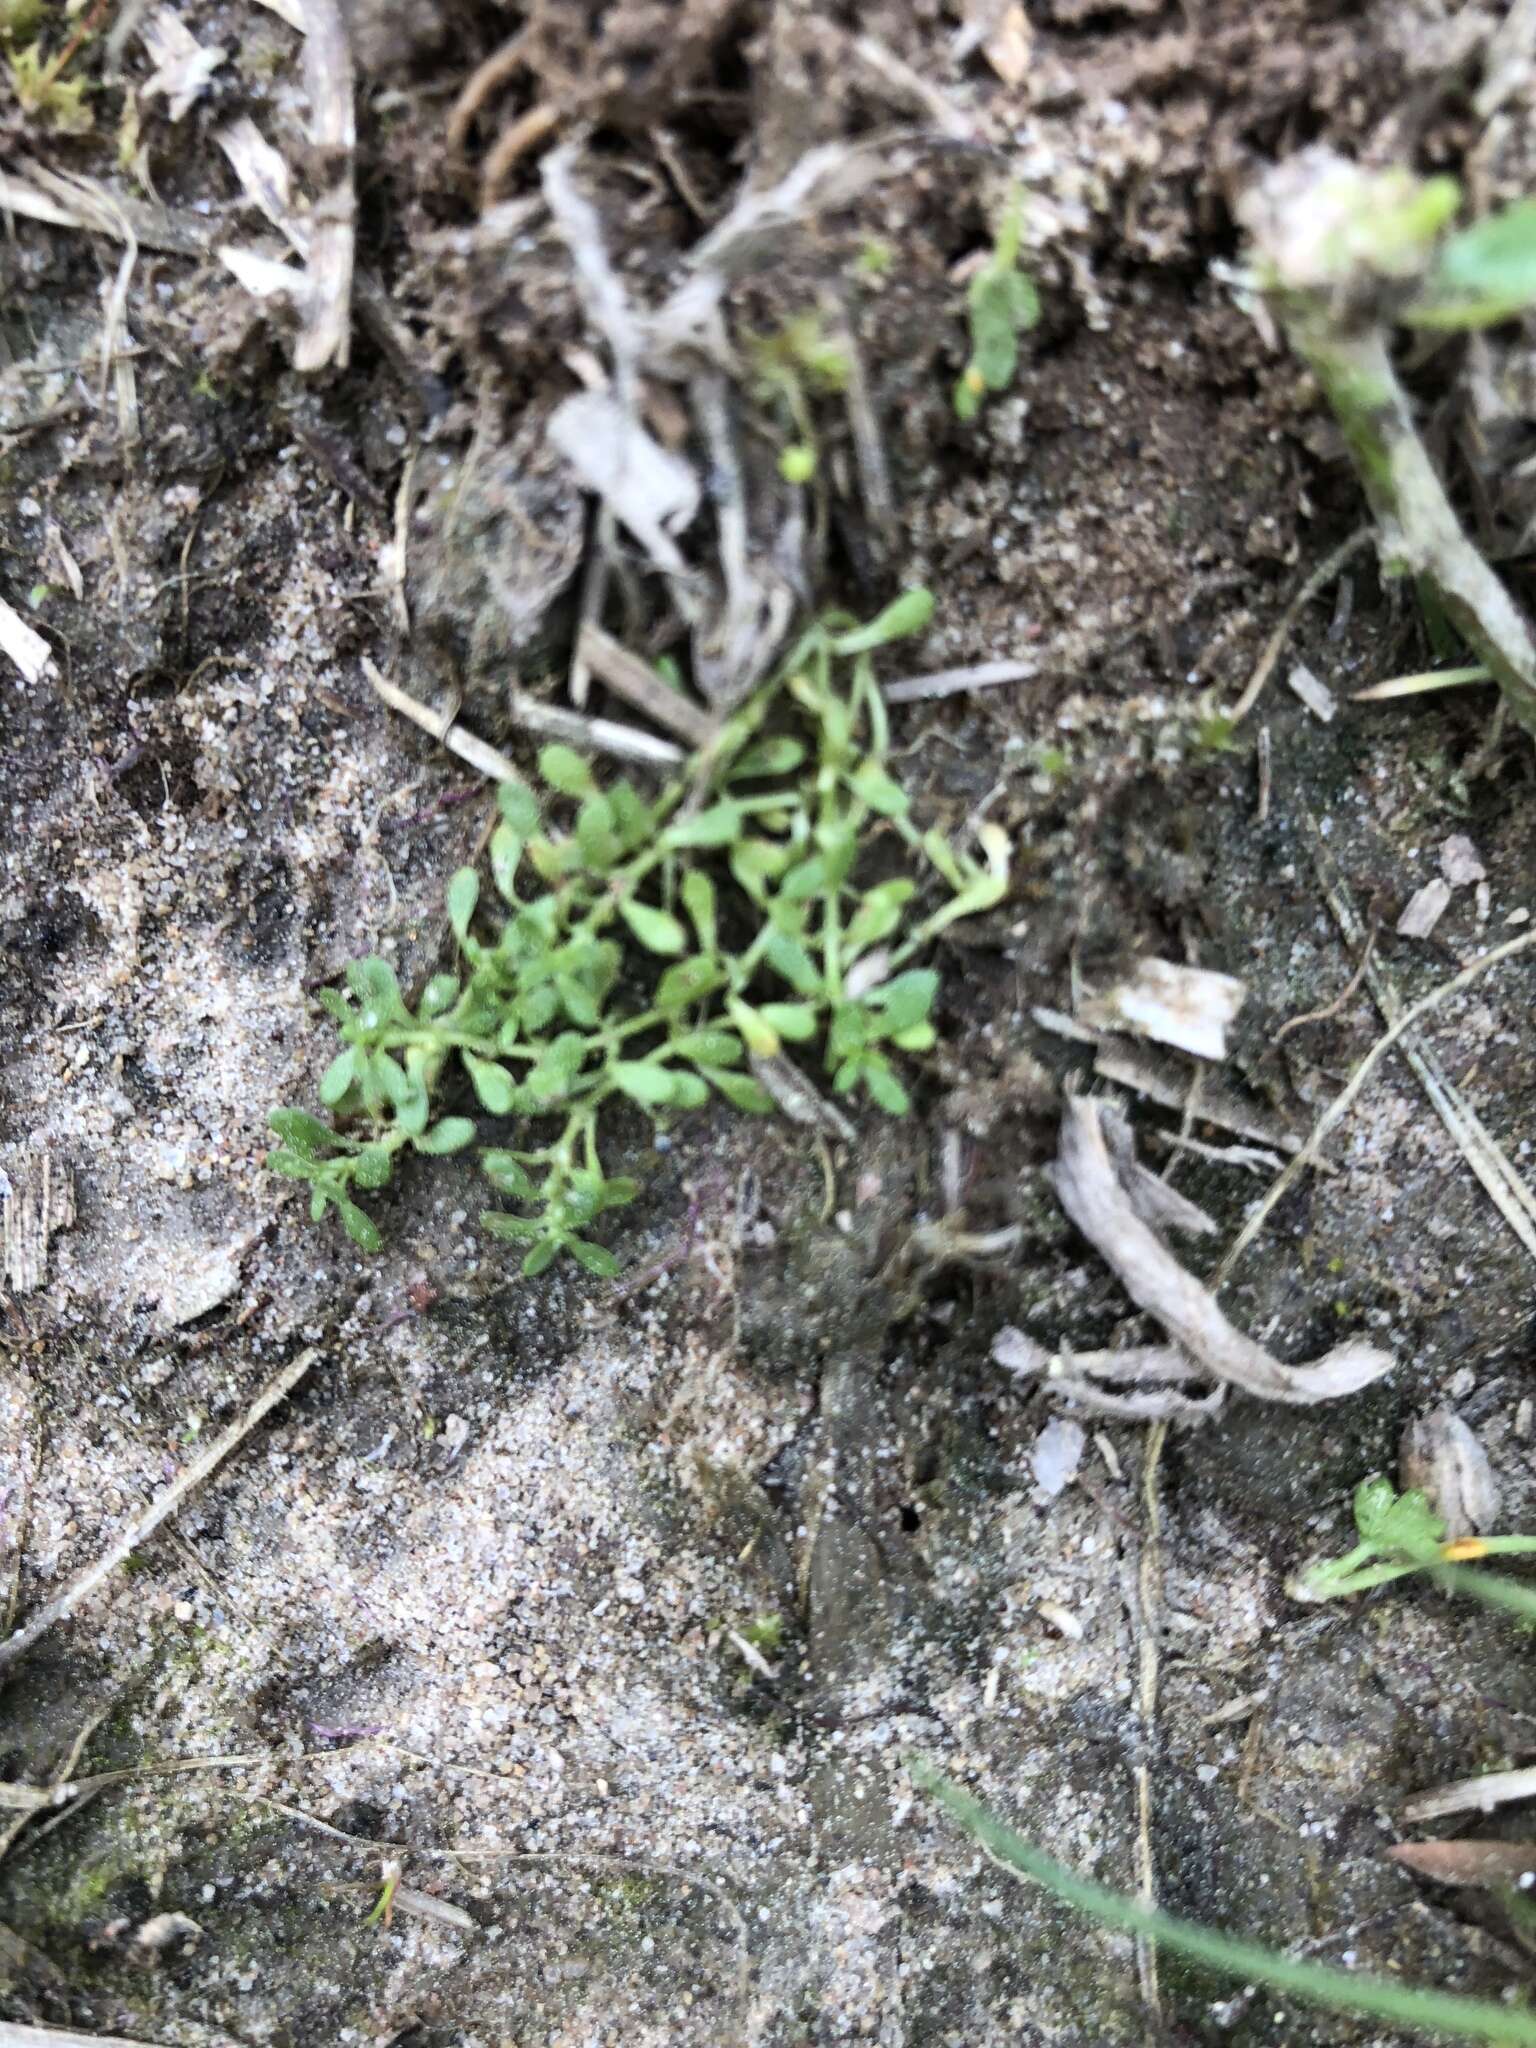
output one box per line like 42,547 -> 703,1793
898,1502 -> 921,1532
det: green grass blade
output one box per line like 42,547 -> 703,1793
914,1763 -> 1536,2045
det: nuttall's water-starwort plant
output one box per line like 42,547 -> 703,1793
1292,1475 -> 1536,1625
954,185 -> 1038,424
268,592 -> 1009,1275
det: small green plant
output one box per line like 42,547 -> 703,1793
739,1613 -> 784,1654
1293,1476 -> 1536,1622
916,1762 -> 1536,2044
954,187 -> 1039,423
749,313 -> 852,484
0,0 -> 44,40
1243,157 -> 1536,738
269,593 -> 1009,1274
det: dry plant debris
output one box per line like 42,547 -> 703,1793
1079,958 -> 1247,1062
1000,1098 -> 1394,1417
1400,1406 -> 1500,1539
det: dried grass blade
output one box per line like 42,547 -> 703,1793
1389,1841 -> 1536,1886
0,1350 -> 316,1676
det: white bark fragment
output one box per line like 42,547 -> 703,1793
140,8 -> 225,121
1396,879 -> 1452,939
1081,957 -> 1247,1061
1440,833 -> 1487,887
0,593 -> 55,685
547,393 -> 701,576
1286,661 -> 1336,721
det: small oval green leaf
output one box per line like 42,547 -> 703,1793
463,1052 -> 516,1114
610,1060 -> 678,1106
619,899 -> 687,955
414,1116 -> 477,1155
538,743 -> 595,797
447,867 -> 479,943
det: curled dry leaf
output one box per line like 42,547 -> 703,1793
1048,1097 -> 1393,1406
1079,957 -> 1247,1061
1400,1406 -> 1499,1539
1099,1101 -> 1217,1237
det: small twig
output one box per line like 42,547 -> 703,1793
828,296 -> 896,547
567,512 -> 614,709
1214,928 -> 1536,1287
883,658 -> 1035,705
294,0 -> 355,372
363,657 -> 527,783
1403,1765 -> 1536,1824
1305,832 -> 1536,1268
509,690 -> 685,767
446,30 -> 529,167
576,623 -> 719,747
1132,1417 -> 1168,2017
1229,527 -> 1372,725
0,1350 -> 315,1677
0,1703 -> 107,1863
0,2029 -> 177,2048
1272,926 -> 1377,1046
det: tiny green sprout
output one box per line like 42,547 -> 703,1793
27,583 -> 50,608
954,186 -> 1039,423
364,1860 -> 402,1930
6,38 -> 91,130
751,312 -> 852,485
855,238 -> 893,279
778,443 -> 817,486
1193,711 -> 1238,754
1293,1476 -> 1536,1623
0,0 -> 43,39
269,592 -> 1009,1278
740,1613 -> 784,1654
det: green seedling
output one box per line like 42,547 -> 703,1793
954,187 -> 1039,423
6,35 -> 90,127
269,591 -> 1010,1275
0,0 -> 43,39
1294,1476 -> 1536,1623
749,313 -> 852,484
739,1613 -> 784,1654
916,1762 -> 1536,2045
1244,156 -> 1536,739
363,1860 -> 401,1930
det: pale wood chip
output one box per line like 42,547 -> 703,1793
0,593 -> 56,686
1396,878 -> 1452,939
1,1145 -> 75,1292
